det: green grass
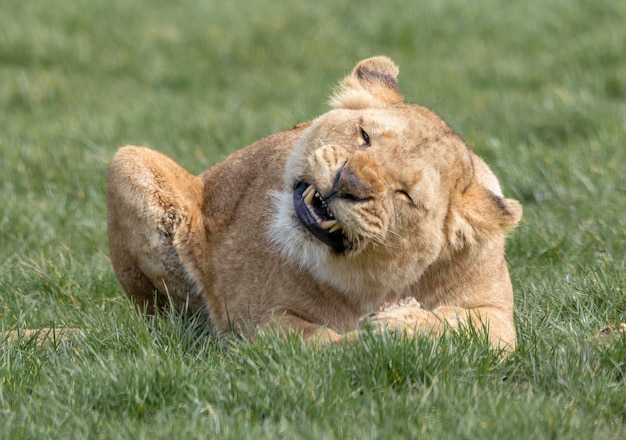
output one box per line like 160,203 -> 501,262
1,0 -> 625,438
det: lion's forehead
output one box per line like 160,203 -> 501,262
306,107 -> 466,170
319,104 -> 432,127
314,106 -> 458,150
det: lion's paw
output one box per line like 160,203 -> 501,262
360,304 -> 430,335
379,297 -> 421,312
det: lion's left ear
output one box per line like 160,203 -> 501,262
329,56 -> 404,109
447,181 -> 523,249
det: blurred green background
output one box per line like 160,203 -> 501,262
1,0 -> 625,437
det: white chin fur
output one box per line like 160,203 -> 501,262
267,190 -> 333,272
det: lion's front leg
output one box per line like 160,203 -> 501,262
363,301 -> 516,350
258,310 -> 345,344
107,146 -> 209,316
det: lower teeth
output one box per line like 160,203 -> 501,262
329,223 -> 341,233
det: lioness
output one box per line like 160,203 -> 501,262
107,56 -> 522,349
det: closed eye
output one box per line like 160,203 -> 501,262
395,189 -> 416,206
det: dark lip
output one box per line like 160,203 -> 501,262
293,181 -> 347,254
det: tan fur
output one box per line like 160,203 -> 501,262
107,56 -> 522,350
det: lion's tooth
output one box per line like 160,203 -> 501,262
329,223 -> 342,233
304,186 -> 315,205
302,184 -> 315,199
319,219 -> 338,230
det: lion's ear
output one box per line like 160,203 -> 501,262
447,181 -> 523,250
329,56 -> 404,109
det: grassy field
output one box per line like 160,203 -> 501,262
1,0 -> 625,437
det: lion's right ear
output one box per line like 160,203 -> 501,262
329,56 -> 404,110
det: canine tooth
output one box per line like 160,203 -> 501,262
319,219 -> 338,230
304,187 -> 315,205
302,184 -> 315,199
329,223 -> 342,233
315,192 -> 321,198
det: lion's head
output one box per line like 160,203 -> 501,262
269,57 -> 521,309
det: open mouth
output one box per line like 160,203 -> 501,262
293,181 -> 347,253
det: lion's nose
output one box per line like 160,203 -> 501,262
328,154 -> 385,202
